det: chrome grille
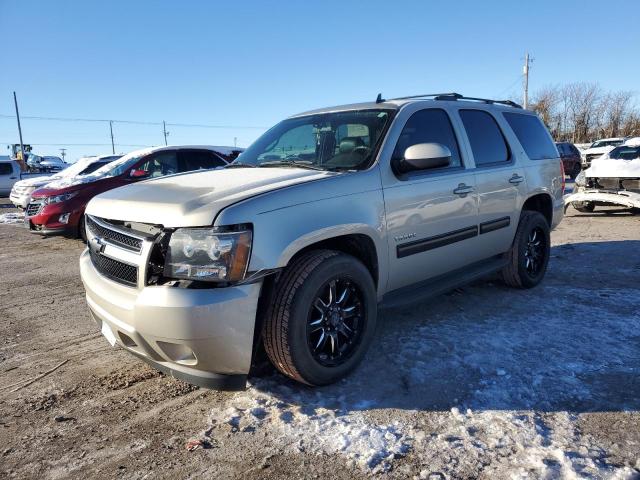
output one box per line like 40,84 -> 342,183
86,215 -> 143,252
89,249 -> 138,287
26,200 -> 44,217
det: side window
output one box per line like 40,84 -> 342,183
459,110 -> 510,166
140,151 -> 179,178
0,163 -> 13,175
180,150 -> 226,171
502,112 -> 558,161
392,108 -> 462,169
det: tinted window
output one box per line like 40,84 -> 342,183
180,150 -> 226,171
608,145 -> 640,160
460,110 -> 509,165
0,163 -> 12,175
140,151 -> 179,178
392,109 -> 462,169
503,112 -> 557,160
79,161 -> 110,175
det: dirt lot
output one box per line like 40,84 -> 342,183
1,198 -> 639,479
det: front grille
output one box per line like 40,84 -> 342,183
89,249 -> 138,287
86,216 -> 143,252
26,200 -> 44,217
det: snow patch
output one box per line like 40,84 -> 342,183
202,379 -> 411,473
0,212 -> 25,224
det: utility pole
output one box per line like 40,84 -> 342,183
13,92 -> 25,161
234,136 -> 237,148
109,120 -> 115,154
163,120 -> 168,146
60,148 -> 67,162
523,52 -> 532,109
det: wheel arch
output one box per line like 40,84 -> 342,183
281,231 -> 381,289
522,193 -> 553,226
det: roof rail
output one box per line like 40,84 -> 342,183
387,92 -> 522,109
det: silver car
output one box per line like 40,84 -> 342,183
80,93 -> 564,390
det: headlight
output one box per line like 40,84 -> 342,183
45,192 -> 78,204
164,227 -> 252,282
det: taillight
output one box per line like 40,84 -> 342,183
559,160 -> 566,194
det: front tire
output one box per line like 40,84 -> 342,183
501,211 -> 551,289
263,250 -> 377,386
573,201 -> 595,213
78,215 -> 87,242
570,163 -> 581,180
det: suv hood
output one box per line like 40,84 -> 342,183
86,167 -> 336,227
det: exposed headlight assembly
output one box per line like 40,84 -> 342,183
164,227 -> 252,282
45,191 -> 78,204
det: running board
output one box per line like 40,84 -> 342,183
381,256 -> 508,309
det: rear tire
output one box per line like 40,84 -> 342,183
573,201 -> 595,213
263,250 -> 377,386
501,211 -> 551,289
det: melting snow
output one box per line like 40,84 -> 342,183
0,212 -> 25,224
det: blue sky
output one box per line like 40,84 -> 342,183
1,0 -> 638,162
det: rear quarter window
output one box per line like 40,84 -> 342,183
503,112 -> 558,160
0,163 -> 12,175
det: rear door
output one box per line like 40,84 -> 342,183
382,107 -> 480,292
457,108 -> 527,258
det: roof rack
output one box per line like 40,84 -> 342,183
383,92 -> 522,109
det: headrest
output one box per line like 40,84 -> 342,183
339,137 -> 365,154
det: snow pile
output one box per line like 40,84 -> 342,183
0,212 -> 25,224
203,378 -> 411,473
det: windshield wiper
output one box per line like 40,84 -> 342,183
224,162 -> 256,168
258,160 -> 325,171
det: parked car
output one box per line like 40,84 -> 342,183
555,142 -> 582,179
26,155 -> 67,172
581,137 -> 625,169
565,137 -> 640,212
26,146 -> 239,239
80,93 -> 564,390
10,154 -> 121,209
0,157 -> 49,196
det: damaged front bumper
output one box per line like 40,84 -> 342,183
564,189 -> 640,211
80,248 -> 262,390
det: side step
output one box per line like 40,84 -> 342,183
381,256 -> 508,309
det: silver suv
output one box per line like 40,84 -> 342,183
80,93 -> 564,390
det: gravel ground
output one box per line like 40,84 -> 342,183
0,197 -> 639,479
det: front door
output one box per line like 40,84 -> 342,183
382,108 -> 480,292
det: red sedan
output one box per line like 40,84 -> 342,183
25,145 -> 241,239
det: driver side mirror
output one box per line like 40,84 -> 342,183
394,143 -> 451,174
129,169 -> 150,179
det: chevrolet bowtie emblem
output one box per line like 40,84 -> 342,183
89,235 -> 106,255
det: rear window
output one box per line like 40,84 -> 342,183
503,112 -> 558,160
0,163 -> 12,175
79,161 -> 109,175
459,109 -> 509,166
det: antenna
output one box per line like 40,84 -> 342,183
375,93 -> 385,104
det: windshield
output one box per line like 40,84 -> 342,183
235,109 -> 394,171
608,145 -> 640,160
591,139 -> 623,149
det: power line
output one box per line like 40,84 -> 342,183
0,113 -> 267,129
1,141 -> 154,147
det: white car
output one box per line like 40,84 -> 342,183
9,154 -> 121,209
580,137 -> 625,168
565,137 -> 640,212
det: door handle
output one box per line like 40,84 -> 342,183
453,183 -> 474,196
9,176 -> 17,179
509,174 -> 525,185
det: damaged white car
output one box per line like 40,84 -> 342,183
565,138 -> 640,213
